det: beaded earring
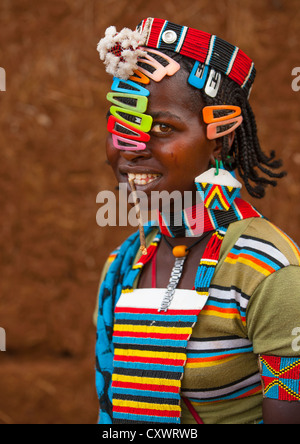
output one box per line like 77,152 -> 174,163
195,160 -> 242,211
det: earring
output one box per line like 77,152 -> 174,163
195,160 -> 242,211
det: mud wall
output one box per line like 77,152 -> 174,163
0,0 -> 299,423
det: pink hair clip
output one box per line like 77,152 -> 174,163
137,48 -> 180,82
207,116 -> 243,140
112,134 -> 146,150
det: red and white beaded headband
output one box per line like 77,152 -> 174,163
136,18 -> 256,96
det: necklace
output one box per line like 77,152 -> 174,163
158,232 -> 212,312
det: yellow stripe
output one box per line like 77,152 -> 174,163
185,355 -> 237,368
225,256 -> 271,276
200,309 -> 242,320
114,324 -> 192,335
206,190 -> 230,211
113,399 -> 180,411
199,260 -> 218,266
268,221 -> 300,266
114,348 -> 186,361
112,373 -> 181,387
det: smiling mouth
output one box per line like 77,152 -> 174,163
127,172 -> 161,186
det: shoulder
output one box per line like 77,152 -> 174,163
213,216 -> 300,306
221,216 -> 300,270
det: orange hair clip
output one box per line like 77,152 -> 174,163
129,70 -> 150,85
202,105 -> 242,124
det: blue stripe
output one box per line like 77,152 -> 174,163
113,412 -> 180,423
230,247 -> 282,270
157,20 -> 169,48
187,346 -> 253,359
115,313 -> 197,323
113,336 -> 188,347
113,360 -> 184,373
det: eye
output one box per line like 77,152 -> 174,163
151,123 -> 173,135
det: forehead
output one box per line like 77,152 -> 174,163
145,68 -> 203,116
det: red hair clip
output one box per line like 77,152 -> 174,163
107,115 -> 150,142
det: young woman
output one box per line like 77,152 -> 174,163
95,18 -> 300,424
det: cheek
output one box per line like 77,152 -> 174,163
106,135 -> 120,174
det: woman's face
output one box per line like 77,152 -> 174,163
106,68 -> 218,206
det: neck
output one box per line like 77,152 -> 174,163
157,202 -> 206,238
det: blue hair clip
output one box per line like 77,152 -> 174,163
111,77 -> 150,96
188,62 -> 209,90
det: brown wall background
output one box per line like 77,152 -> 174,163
0,0 -> 299,424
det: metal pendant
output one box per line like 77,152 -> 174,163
158,256 -> 186,312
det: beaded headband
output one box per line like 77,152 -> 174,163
136,18 -> 256,96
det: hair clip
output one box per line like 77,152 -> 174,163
106,92 -> 148,113
202,105 -> 242,124
204,68 -> 222,98
188,62 -> 209,89
129,70 -> 150,84
206,116 -> 243,140
110,106 -> 153,132
137,48 -> 180,82
112,134 -> 146,150
107,116 -> 151,142
111,77 -> 150,96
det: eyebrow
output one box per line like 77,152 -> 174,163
150,111 -> 182,122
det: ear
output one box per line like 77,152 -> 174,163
209,131 -> 236,166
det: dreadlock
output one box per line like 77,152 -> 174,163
159,50 -> 286,199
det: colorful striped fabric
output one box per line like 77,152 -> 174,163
112,289 -> 208,423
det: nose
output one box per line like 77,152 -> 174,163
119,146 -> 152,162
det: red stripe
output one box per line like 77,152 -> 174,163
113,405 -> 180,418
113,331 -> 190,340
112,380 -> 179,393
229,50 -> 252,86
115,307 -> 199,315
233,198 -> 261,218
146,18 -> 165,47
180,28 -> 211,63
114,354 -> 185,367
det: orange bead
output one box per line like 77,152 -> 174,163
172,245 -> 188,258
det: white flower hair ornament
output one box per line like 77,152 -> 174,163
97,26 -> 147,80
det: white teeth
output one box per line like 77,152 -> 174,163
127,173 -> 160,185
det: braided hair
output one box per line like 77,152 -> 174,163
157,50 -> 286,199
